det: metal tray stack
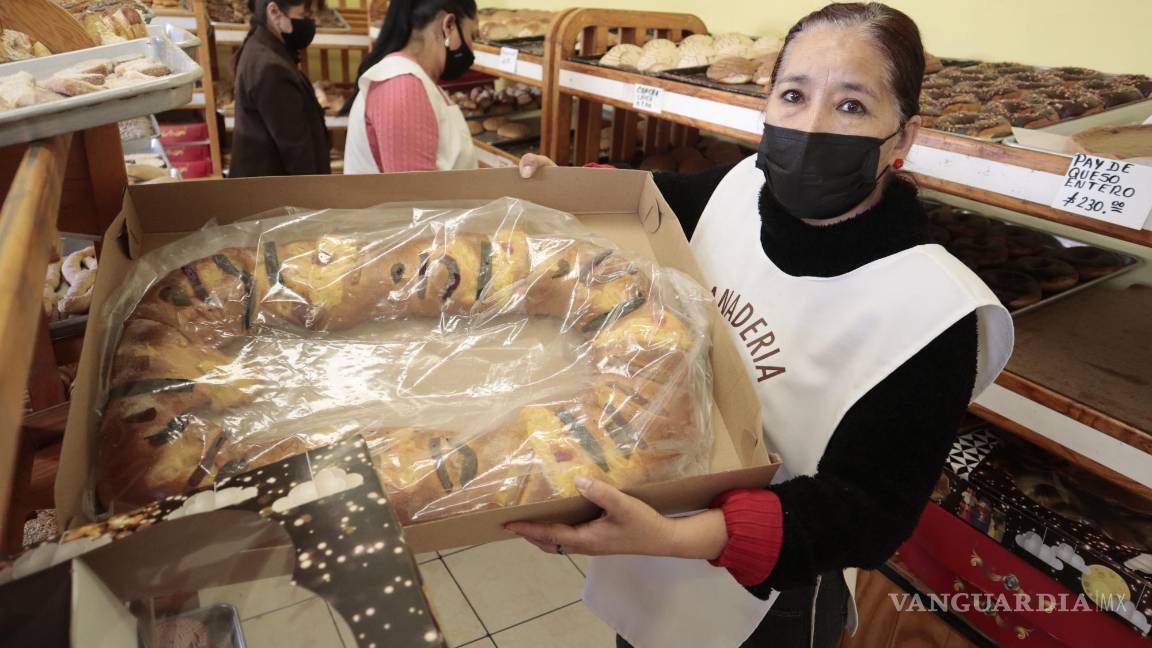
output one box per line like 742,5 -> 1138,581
477,35 -> 546,57
0,36 -> 202,148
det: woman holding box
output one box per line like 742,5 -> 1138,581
510,3 -> 1014,646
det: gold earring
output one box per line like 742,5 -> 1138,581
444,36 -> 450,47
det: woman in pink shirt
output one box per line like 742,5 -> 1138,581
341,0 -> 479,173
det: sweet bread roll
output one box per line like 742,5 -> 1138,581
750,36 -> 782,58
600,42 -> 644,69
637,47 -> 678,73
468,120 -> 484,136
676,50 -> 711,69
713,33 -> 753,59
0,71 -> 39,110
497,122 -> 531,139
641,38 -> 677,54
679,34 -> 714,49
707,57 -> 758,85
483,116 -> 509,132
115,57 -> 171,77
753,53 -> 779,86
43,75 -> 104,96
134,247 -> 257,346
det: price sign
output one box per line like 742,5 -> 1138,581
1052,154 -> 1152,229
632,84 -> 665,114
498,47 -> 519,74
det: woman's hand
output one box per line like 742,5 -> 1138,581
505,477 -> 729,560
518,153 -> 556,179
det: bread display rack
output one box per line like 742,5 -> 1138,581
0,0 -> 202,549
148,0 -> 224,178
466,10 -> 571,169
545,9 -> 724,167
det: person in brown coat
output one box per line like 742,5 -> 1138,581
230,0 -> 331,177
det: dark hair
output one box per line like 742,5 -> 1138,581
233,0 -> 317,73
338,0 -> 478,115
770,2 -> 925,122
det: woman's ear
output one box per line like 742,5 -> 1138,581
894,115 -> 921,160
442,13 -> 458,46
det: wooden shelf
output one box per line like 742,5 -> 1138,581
557,59 -> 764,146
212,22 -> 371,48
473,42 -> 546,87
907,130 -> 1152,247
473,138 -> 520,168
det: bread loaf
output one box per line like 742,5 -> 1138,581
95,218 -> 710,521
497,122 -> 531,139
483,116 -> 510,132
706,57 -> 758,85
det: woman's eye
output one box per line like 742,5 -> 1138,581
838,99 -> 866,114
781,89 -> 803,104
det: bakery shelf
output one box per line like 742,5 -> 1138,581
473,138 -> 521,168
907,130 -> 1152,247
473,42 -> 547,88
557,60 -> 765,146
212,22 -> 371,49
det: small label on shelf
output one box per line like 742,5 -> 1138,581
1052,154 -> 1152,229
632,84 -> 665,114
498,47 -> 519,74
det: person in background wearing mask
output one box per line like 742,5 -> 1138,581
230,0 -> 330,177
341,0 -> 479,174
510,3 -> 1014,647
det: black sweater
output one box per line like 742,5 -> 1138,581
655,167 -> 978,595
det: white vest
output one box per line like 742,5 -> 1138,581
584,157 -> 1013,648
343,54 -> 477,174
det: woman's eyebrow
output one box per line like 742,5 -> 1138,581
839,81 -> 877,98
778,74 -> 808,85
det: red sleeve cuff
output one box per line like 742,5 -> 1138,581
708,489 -> 784,586
582,163 -> 615,169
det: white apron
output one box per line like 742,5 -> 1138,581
343,54 -> 477,174
584,156 -> 1014,647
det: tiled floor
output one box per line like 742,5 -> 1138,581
210,539 -> 613,647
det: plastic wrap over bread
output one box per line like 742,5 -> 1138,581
91,198 -> 714,523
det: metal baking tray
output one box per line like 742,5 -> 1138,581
146,23 -> 201,56
923,201 -> 1143,316
477,36 -> 546,57
659,65 -> 767,99
0,36 -> 202,148
141,604 -> 246,648
123,136 -> 171,165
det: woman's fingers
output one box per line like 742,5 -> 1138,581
575,477 -> 631,514
518,153 -> 556,179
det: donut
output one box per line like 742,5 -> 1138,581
986,100 -> 1060,128
922,89 -> 981,114
1111,74 -> 1152,98
919,102 -> 942,128
1077,79 -> 1144,108
1009,71 -> 1062,91
1011,256 -> 1079,293
973,62 -> 1033,76
929,225 -> 951,245
1055,246 -> 1124,280
934,207 -> 988,239
953,80 -> 1022,102
1053,66 -> 1103,85
950,240 -> 1009,270
978,269 -> 1042,309
1026,87 -> 1102,119
921,76 -> 955,91
934,112 -> 1013,139
1003,225 -> 1061,257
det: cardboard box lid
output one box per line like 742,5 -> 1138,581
58,167 -> 775,549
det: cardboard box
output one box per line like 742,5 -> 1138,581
158,121 -> 209,144
58,167 -> 780,552
163,142 -> 210,163
5,438 -> 446,648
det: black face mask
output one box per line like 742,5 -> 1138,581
282,17 -> 316,51
440,24 -> 474,81
756,123 -> 902,221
